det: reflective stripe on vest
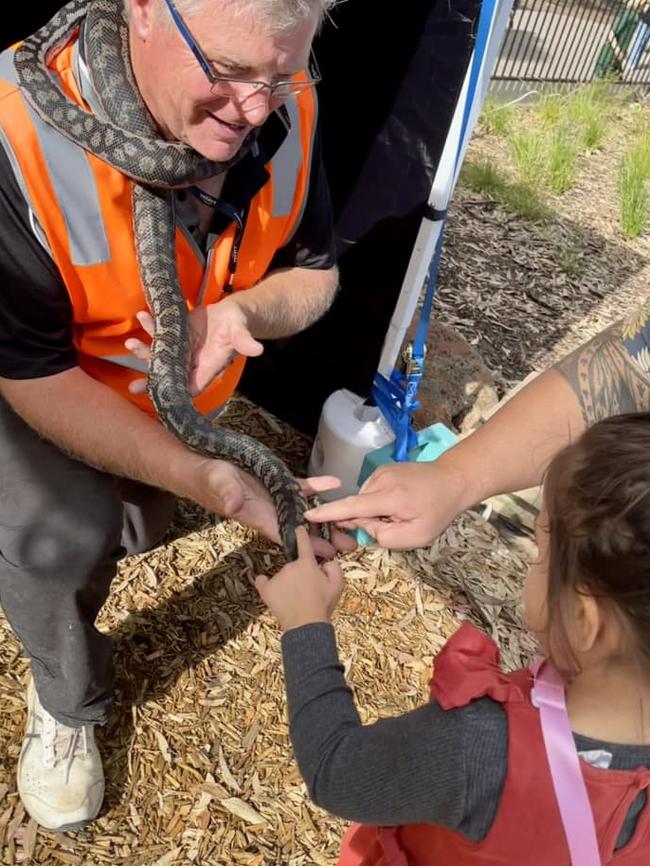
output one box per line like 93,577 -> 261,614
100,355 -> 148,373
0,49 -> 110,267
274,93 -> 318,244
272,98 -> 303,217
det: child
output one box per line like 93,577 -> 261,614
255,413 -> 650,864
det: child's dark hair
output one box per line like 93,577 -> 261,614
544,412 -> 650,677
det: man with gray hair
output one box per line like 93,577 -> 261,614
0,0 -> 348,830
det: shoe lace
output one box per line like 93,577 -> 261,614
31,708 -> 92,783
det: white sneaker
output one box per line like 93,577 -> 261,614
17,678 -> 105,831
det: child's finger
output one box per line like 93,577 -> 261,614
254,574 -> 270,598
322,558 -> 343,578
322,559 -> 344,589
295,525 -> 318,559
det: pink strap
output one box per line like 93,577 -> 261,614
531,659 -> 602,866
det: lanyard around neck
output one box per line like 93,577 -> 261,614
189,187 -> 245,292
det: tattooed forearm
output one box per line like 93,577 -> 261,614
555,322 -> 650,426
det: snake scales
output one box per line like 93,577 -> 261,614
13,0 -> 314,560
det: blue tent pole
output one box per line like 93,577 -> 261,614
307,0 -> 514,502
376,0 -> 514,382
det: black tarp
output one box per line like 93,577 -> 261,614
1,3 -> 64,47
2,2 -> 481,435
240,0 -> 481,433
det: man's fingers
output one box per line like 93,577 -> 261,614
128,376 -> 148,395
136,310 -> 155,337
189,365 -> 227,396
329,528 -> 357,552
124,338 -> 151,361
371,521 -> 424,550
331,518 -> 382,540
299,475 -> 342,497
328,519 -> 362,531
342,517 -> 420,549
232,331 -> 264,358
308,535 -> 336,558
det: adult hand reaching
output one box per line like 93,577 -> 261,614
304,459 -> 469,550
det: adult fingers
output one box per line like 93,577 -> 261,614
127,376 -> 148,395
298,475 -> 342,497
304,490 -> 395,523
231,330 -> 264,358
136,310 -> 155,337
124,338 -> 151,361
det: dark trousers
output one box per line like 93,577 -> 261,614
0,398 -> 175,727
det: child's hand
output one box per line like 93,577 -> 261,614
254,527 -> 344,632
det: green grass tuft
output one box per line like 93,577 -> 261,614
565,84 -> 611,150
459,158 -> 507,196
479,95 -> 513,137
500,181 -> 552,223
537,93 -> 564,128
460,159 -> 551,223
547,126 -> 579,193
509,129 -> 547,187
619,153 -> 649,238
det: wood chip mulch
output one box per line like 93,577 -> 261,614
0,396 -> 535,866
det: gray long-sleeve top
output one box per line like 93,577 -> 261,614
281,623 -> 650,848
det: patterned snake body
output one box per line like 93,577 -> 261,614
14,0 -> 311,560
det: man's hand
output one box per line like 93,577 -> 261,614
125,301 -> 264,396
304,459 -> 469,550
194,462 -> 356,558
254,527 -> 344,632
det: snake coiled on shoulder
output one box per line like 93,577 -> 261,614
13,0 -> 312,560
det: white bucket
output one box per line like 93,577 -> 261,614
308,389 -> 395,501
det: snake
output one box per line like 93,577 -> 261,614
13,0 -> 316,561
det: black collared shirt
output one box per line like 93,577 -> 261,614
0,103 -> 336,379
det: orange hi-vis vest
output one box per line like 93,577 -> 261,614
339,625 -> 650,866
0,36 -> 317,416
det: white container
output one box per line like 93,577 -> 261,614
308,389 -> 395,501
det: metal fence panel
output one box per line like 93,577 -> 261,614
494,0 -> 650,87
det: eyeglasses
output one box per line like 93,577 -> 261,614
162,0 -> 321,103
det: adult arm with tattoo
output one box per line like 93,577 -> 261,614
305,315 -> 650,549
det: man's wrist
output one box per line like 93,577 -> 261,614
219,291 -> 258,335
163,449 -> 208,502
